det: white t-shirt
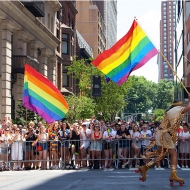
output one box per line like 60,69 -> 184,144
132,131 -> 141,138
103,130 -> 116,142
179,131 -> 190,138
141,130 -> 152,146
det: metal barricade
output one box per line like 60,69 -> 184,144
1,138 -> 188,171
0,141 -> 9,171
9,140 -> 62,170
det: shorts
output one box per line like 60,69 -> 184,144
61,140 -> 70,148
90,141 -> 102,151
25,146 -> 33,152
37,142 -> 48,151
0,147 -> 8,154
119,140 -> 129,148
155,132 -> 175,149
50,141 -> 58,151
104,142 -> 112,150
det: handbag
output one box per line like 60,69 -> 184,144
36,145 -> 43,151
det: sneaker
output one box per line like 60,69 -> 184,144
55,165 -> 59,170
181,165 -> 184,168
177,164 -> 181,169
99,165 -> 102,169
75,165 -> 79,169
186,165 -> 189,168
91,165 -> 94,169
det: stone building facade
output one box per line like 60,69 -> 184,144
0,1 -> 61,120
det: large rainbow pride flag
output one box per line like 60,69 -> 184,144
92,19 -> 158,85
22,64 -> 69,123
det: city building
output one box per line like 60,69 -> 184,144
0,1 -> 61,119
75,0 -> 106,58
158,0 -> 176,81
58,1 -> 78,95
93,0 -> 117,49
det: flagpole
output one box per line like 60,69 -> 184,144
26,108 -> 27,126
159,51 -> 189,95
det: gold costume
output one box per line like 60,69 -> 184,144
143,106 -> 185,163
137,105 -> 185,184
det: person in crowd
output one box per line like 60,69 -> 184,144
48,123 -> 59,169
178,123 -> 190,168
116,124 -> 131,168
80,123 -> 91,168
103,123 -> 116,169
60,122 -> 70,167
90,123 -> 102,169
11,127 -> 24,170
70,123 -> 80,169
25,123 -> 36,170
140,124 -> 152,165
137,94 -> 190,184
36,125 -> 48,170
131,125 -> 141,167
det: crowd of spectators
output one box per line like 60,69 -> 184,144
0,115 -> 190,171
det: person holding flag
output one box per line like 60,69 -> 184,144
136,93 -> 190,186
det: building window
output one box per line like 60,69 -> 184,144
163,11 -> 166,15
62,65 -> 69,87
164,40 -> 167,45
164,24 -> 166,27
164,45 -> 167,48
163,20 -> 166,23
164,28 -> 166,31
163,2 -> 166,6
164,65 -> 168,68
163,7 -> 166,10
163,15 -> 166,19
164,32 -> 166,36
164,53 -> 167,57
164,74 -> 168,77
163,61 -> 167,65
62,34 -> 69,54
164,49 -> 167,52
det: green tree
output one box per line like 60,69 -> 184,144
152,79 -> 174,110
65,95 -> 95,123
13,100 -> 44,126
66,57 -> 133,121
153,109 -> 165,122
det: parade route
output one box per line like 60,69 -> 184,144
0,169 -> 190,190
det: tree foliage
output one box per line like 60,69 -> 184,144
65,95 -> 95,123
153,109 -> 165,122
13,100 -> 43,126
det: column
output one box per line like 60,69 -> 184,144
1,28 -> 12,118
40,48 -> 48,77
48,56 -> 56,85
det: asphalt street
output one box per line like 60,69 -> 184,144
0,168 -> 190,190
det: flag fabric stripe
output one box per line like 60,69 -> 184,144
22,96 -> 64,123
25,71 -> 68,108
116,48 -> 158,85
97,25 -> 142,70
92,19 -> 158,85
22,91 -> 65,120
105,37 -> 150,77
22,64 -> 69,123
109,42 -> 155,82
23,88 -> 65,117
93,21 -> 138,67
23,81 -> 68,113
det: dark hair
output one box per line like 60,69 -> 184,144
165,100 -> 182,113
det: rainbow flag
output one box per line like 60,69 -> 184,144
92,19 -> 158,85
22,64 -> 69,123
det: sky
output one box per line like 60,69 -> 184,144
117,0 -> 162,83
